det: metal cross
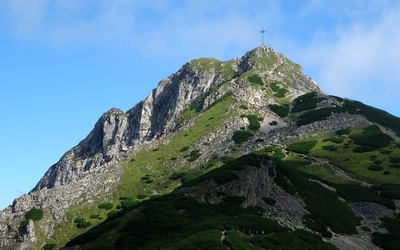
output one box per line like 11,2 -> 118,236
260,28 -> 266,46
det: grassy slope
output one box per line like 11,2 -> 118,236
66,131 -> 400,249
118,93 -> 237,199
64,150 -> 339,250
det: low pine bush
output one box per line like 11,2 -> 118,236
368,165 -> 384,171
19,208 -> 44,231
232,131 -> 253,144
286,140 -> 318,154
269,104 -> 289,117
248,75 -> 264,85
98,202 -> 113,210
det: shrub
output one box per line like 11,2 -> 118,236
25,208 -> 43,221
336,184 -> 395,209
286,140 -> 318,154
212,170 -> 238,184
19,208 -> 44,231
270,81 -> 281,92
274,88 -> 288,98
322,145 -> 337,151
74,217 -> 92,229
296,108 -> 337,126
353,146 -> 375,153
180,146 -> 190,152
381,189 -> 400,199
269,104 -> 289,117
98,202 -> 113,210
336,129 -> 351,135
137,194 -> 147,199
269,121 -> 278,126
223,195 -> 246,205
248,75 -> 264,85
221,156 -> 235,163
374,184 -> 400,199
390,157 -> 400,164
263,197 -> 276,206
190,97 -> 205,112
343,99 -> 400,137
270,81 -> 289,98
368,165 -> 384,171
380,149 -> 392,155
141,175 -> 153,184
370,155 -> 378,160
291,92 -> 325,113
241,114 -> 261,130
384,171 -> 391,175
275,160 -> 360,235
188,150 -> 201,162
239,104 -> 248,110
42,243 -> 56,250
349,125 -> 393,149
373,217 -> 400,249
170,172 -> 186,180
90,214 -> 100,219
19,220 -> 29,231
119,198 -> 138,209
232,131 -> 253,144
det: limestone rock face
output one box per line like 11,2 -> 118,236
184,156 -> 307,227
32,108 -> 128,191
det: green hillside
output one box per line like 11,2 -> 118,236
10,48 -> 400,250
61,95 -> 400,249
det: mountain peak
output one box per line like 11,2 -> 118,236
4,46 -> 400,249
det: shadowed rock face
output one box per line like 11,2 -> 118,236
0,46 -> 329,249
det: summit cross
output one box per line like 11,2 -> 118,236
260,28 -> 266,46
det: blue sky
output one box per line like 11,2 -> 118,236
1,0 -> 400,209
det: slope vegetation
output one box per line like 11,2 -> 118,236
2,47 -> 400,250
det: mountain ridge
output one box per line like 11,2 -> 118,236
1,46 -> 400,249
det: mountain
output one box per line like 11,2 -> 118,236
2,46 -> 400,249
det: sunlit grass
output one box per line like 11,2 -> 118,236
309,135 -> 400,184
